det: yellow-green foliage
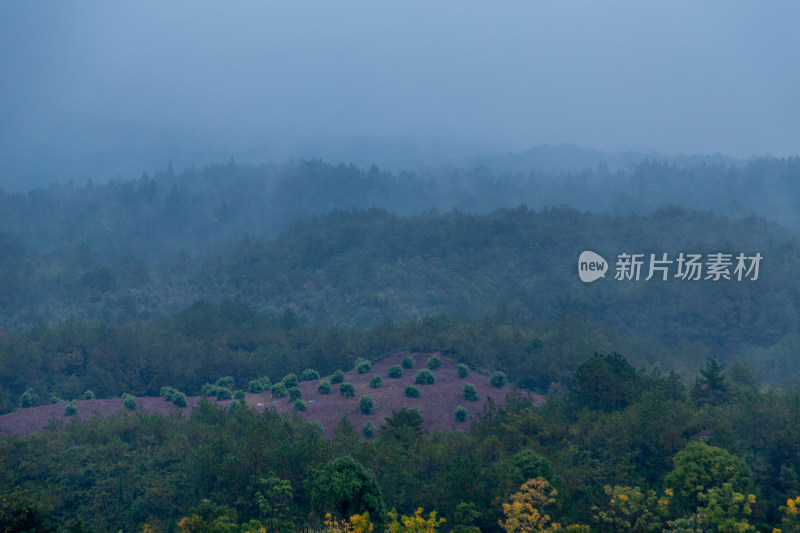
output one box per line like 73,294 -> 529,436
779,496 -> 800,532
324,512 -> 374,533
387,508 -> 445,533
592,485 -> 671,532
499,478 -> 560,533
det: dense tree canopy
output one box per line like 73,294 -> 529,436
2,156 -> 800,531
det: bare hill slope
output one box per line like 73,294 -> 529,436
0,352 -> 544,438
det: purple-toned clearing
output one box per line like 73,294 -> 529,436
0,353 -> 544,438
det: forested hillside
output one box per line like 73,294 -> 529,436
3,157 -> 800,531
3,355 -> 800,532
2,157 -> 800,262
2,202 -> 800,389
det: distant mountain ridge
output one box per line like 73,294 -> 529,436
0,124 -> 752,192
476,143 -> 743,174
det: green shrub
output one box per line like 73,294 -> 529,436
172,391 -> 188,407
362,421 -> 376,439
415,369 -> 436,385
49,395 -> 63,404
359,395 -> 374,414
234,390 -> 246,401
457,364 -> 470,378
160,386 -> 178,401
215,387 -> 233,401
282,373 -> 299,388
454,405 -> 468,423
299,368 -> 320,381
339,382 -> 355,398
331,370 -> 346,384
162,386 -> 188,407
288,386 -> 303,401
404,385 -> 420,398
387,365 -> 403,378
83,390 -> 95,400
20,388 -> 39,408
248,377 -> 271,393
490,371 -> 508,388
227,399 -> 246,413
64,402 -> 78,417
271,382 -> 287,398
426,355 -> 442,370
369,375 -> 382,389
317,380 -> 332,394
355,358 -> 372,374
294,399 -> 307,412
401,355 -> 414,369
215,376 -> 235,389
201,383 -> 217,397
462,384 -> 480,402
122,393 -> 137,410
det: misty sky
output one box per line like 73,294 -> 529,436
1,1 -> 799,180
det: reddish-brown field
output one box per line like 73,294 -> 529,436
0,352 -> 544,438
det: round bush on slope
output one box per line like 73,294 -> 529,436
300,368 -> 320,381
426,355 -> 442,370
404,385 -> 420,398
172,392 -> 188,407
359,395 -> 374,414
271,382 -> 287,398
462,384 -> 479,402
355,358 -> 372,374
288,387 -> 302,401
490,371 -> 507,388
122,393 -> 137,410
362,421 -> 376,439
415,369 -> 436,385
340,382 -> 355,398
318,380 -> 332,394
248,377 -> 271,393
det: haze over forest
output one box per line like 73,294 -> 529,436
2,1 -> 799,190
1,0 -> 800,391
1,1 -> 799,386
5,4 -> 800,531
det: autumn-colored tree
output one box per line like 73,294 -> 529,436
0,487 -> 49,533
665,483 -> 756,533
177,513 -> 242,533
177,514 -> 266,533
779,496 -> 800,532
176,499 -> 250,533
592,485 -> 671,533
324,512 -> 374,533
499,478 -> 560,533
387,508 -> 445,533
